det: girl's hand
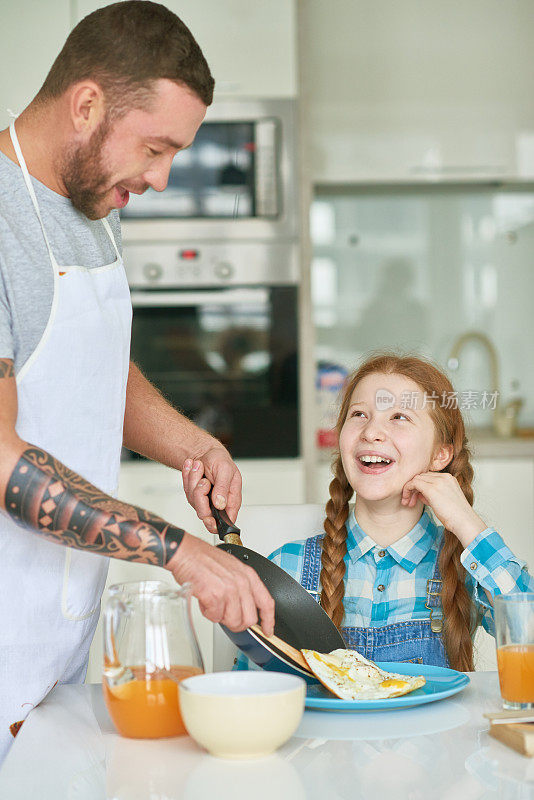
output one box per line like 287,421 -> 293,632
401,471 -> 486,547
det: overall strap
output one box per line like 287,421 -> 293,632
425,533 -> 445,632
301,534 -> 323,601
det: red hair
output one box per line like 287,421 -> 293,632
320,353 -> 475,671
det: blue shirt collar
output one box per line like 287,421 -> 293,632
345,506 -> 439,573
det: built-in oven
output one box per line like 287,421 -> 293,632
120,98 -> 298,242
123,241 -> 300,459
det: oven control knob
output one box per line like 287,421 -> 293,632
215,261 -> 234,280
144,263 -> 163,282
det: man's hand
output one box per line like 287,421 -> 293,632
182,446 -> 242,534
167,532 -> 275,636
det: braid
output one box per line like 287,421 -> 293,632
439,436 -> 475,671
320,456 -> 354,628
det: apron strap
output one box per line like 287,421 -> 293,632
9,121 -> 56,264
9,121 -> 120,266
101,217 -> 121,259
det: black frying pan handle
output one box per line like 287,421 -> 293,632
208,488 -> 242,545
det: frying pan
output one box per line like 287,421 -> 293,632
211,496 -> 346,682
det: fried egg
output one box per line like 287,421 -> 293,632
301,648 -> 426,700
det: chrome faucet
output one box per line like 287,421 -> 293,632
447,331 -> 523,437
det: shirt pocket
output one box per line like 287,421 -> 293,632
61,548 -> 109,621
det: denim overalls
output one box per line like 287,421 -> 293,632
301,533 -> 450,667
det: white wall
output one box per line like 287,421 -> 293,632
0,0 -> 72,126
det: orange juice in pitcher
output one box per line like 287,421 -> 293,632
103,581 -> 204,738
104,665 -> 203,738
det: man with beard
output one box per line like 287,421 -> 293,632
0,0 -> 274,763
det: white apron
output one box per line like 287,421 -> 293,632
0,122 -> 132,764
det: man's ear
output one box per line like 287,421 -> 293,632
431,444 -> 454,472
69,81 -> 105,135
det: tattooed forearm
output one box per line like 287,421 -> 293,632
5,447 -> 184,565
0,359 -> 14,378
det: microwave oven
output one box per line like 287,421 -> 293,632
120,98 -> 298,243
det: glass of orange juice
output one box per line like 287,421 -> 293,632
102,580 -> 204,738
495,593 -> 534,710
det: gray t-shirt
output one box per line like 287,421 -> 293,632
0,150 -> 122,373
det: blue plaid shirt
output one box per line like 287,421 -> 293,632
235,507 -> 534,670
269,507 -> 534,636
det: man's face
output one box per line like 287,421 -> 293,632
61,80 -> 207,220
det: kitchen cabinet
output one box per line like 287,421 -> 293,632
74,0 -> 298,98
117,458 -> 306,510
0,0 -> 72,128
0,0 -> 297,125
300,0 -> 534,183
473,458 -> 534,567
461,456 -> 534,670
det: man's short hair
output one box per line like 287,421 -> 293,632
36,0 -> 214,115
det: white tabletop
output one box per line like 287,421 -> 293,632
1,672 -> 534,799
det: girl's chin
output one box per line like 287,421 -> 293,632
357,491 -> 403,504
351,482 -> 404,503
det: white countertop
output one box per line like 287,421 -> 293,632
1,674 -> 533,799
468,429 -> 534,459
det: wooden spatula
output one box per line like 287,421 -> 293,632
249,624 -> 313,674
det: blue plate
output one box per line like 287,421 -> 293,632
305,661 -> 470,711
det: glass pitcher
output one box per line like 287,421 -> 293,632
103,580 -> 204,739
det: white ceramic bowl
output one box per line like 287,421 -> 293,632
179,671 -> 306,759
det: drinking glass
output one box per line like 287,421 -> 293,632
495,593 -> 534,710
103,580 -> 204,738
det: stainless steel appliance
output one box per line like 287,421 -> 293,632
122,98 -> 300,460
124,242 -> 299,459
121,98 -> 298,242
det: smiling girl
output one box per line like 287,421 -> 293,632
268,353 -> 534,670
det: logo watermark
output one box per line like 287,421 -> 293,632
375,388 -> 395,411
376,389 -> 499,412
